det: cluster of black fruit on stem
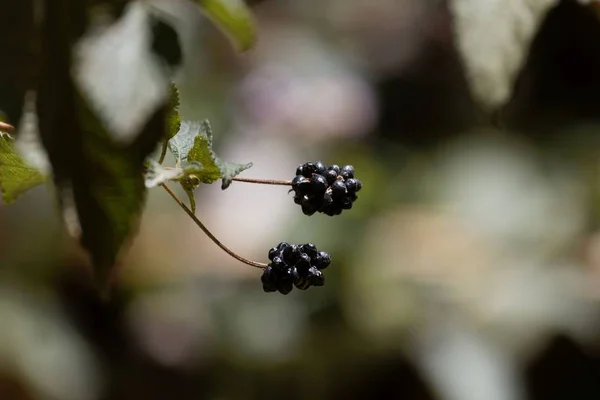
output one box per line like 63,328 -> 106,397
261,242 -> 331,294
163,160 -> 363,295
291,161 -> 362,216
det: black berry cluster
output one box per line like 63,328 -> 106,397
261,242 -> 331,294
291,161 -> 362,216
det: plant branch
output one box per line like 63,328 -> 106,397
161,166 -> 291,186
231,176 -> 291,186
158,140 -> 169,164
160,183 -> 267,269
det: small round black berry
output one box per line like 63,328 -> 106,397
310,174 -> 328,194
271,256 -> 286,270
261,267 -> 272,282
291,175 -> 305,190
288,266 -> 300,281
312,193 -> 326,209
261,267 -> 278,292
315,251 -> 331,270
324,169 -> 338,184
295,253 -> 311,273
331,180 -> 346,197
277,267 -> 296,293
294,177 -> 312,196
301,243 -> 318,259
355,179 -> 362,192
278,280 -> 294,295
300,162 -> 316,178
268,247 -> 279,261
301,199 -> 318,216
341,165 -> 355,179
314,161 -> 327,174
322,207 -> 335,217
341,198 -> 353,210
328,164 -> 340,174
295,280 -> 311,290
308,267 -> 324,286
283,244 -> 302,264
345,178 -> 358,193
281,245 -> 292,259
276,242 -> 290,252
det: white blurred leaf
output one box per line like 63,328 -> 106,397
60,187 -> 82,239
413,321 -> 525,400
434,132 -> 587,256
450,0 -> 558,109
14,91 -> 51,175
0,287 -> 102,400
72,1 -> 171,144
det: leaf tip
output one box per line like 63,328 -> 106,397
197,0 -> 257,53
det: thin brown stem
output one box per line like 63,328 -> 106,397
161,166 -> 291,187
160,183 -> 267,269
231,176 -> 292,186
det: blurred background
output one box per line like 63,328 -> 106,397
3,0 -> 600,399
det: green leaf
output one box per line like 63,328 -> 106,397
158,83 -> 181,164
37,0 -> 168,293
168,119 -> 252,191
187,135 -> 222,184
168,120 -> 204,164
218,158 -> 254,189
166,83 -> 181,140
72,90 -> 162,286
183,120 -> 252,189
0,133 -> 46,204
196,0 -> 257,52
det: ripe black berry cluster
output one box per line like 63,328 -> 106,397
261,242 -> 331,294
291,161 -> 362,216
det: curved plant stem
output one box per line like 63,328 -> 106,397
231,176 -> 291,186
161,183 -> 267,269
158,140 -> 169,164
